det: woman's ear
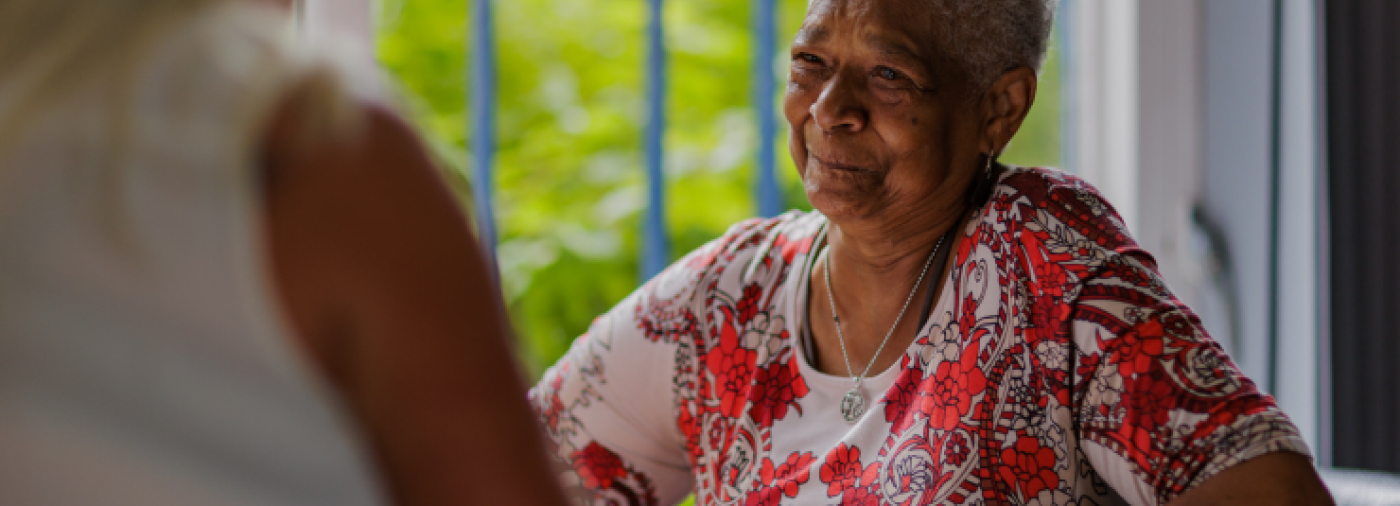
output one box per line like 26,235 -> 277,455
979,66 -> 1038,155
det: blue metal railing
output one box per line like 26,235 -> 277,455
468,0 -> 783,281
753,0 -> 782,219
642,0 -> 670,279
470,0 -> 498,266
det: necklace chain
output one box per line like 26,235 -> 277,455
823,234 -> 943,421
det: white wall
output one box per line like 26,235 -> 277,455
1135,0 -> 1207,333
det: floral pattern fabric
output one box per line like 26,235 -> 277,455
529,166 -> 1309,505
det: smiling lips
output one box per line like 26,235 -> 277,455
810,151 -> 878,174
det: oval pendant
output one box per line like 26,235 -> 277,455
840,389 -> 865,423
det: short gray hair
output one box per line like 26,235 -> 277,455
929,0 -> 1058,92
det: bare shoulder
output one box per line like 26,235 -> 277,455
258,94 -> 567,504
259,94 -> 479,367
262,94 -> 440,195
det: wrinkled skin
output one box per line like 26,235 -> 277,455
784,0 -> 988,229
785,0 -> 1034,384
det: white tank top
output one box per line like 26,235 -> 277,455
0,3 -> 387,505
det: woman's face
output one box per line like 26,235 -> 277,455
784,0 -> 984,224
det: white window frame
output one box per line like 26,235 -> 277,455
1066,0 -> 1327,462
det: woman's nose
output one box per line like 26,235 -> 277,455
809,72 -> 867,134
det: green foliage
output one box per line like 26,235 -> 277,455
375,0 -> 1059,379
1000,35 -> 1063,168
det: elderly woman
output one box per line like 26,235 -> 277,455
531,0 -> 1332,504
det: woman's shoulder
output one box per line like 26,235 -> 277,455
980,165 -> 1155,282
618,211 -> 822,347
995,165 -> 1113,211
991,166 -> 1134,239
680,210 -> 825,271
643,210 -> 825,306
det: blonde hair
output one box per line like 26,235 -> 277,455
0,0 -> 363,154
0,0 -> 365,254
0,0 -> 227,142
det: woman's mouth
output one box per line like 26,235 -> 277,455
810,152 -> 875,173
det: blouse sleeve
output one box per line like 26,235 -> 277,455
1069,250 -> 1311,506
528,247 -> 715,504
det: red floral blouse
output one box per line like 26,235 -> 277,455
529,166 -> 1309,505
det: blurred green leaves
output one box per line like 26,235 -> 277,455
374,0 -> 1060,378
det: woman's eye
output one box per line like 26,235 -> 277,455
875,67 -> 902,81
795,53 -> 822,65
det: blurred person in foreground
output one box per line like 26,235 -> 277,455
530,0 -> 1334,504
0,0 -> 565,504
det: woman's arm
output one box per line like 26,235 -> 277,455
527,263 -> 706,504
261,96 -> 566,505
1168,452 -> 1332,506
1068,248 -> 1331,505
526,218 -> 798,503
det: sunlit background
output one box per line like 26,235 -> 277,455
370,0 -> 1061,378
